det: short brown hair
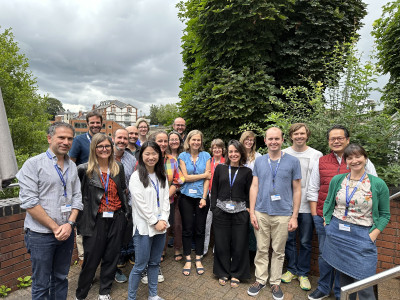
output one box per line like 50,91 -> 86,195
343,144 -> 368,162
86,110 -> 103,124
288,123 -> 310,142
209,139 -> 226,156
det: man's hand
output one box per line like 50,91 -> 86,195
54,223 -> 72,241
250,212 -> 259,230
288,217 -> 298,232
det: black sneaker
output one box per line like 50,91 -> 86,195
247,281 -> 265,297
114,268 -> 127,283
308,288 -> 329,300
117,256 -> 126,268
271,284 -> 284,300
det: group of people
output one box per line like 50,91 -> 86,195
17,111 -> 390,300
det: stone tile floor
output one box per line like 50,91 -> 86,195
7,247 -> 400,299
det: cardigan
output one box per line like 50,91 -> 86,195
323,173 -> 390,233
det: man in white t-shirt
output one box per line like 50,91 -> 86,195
281,123 -> 322,291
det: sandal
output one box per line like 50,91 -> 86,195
174,253 -> 183,261
219,277 -> 228,286
230,278 -> 240,288
195,258 -> 205,275
182,259 -> 191,276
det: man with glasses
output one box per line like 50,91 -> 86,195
172,117 -> 186,141
307,125 -> 377,300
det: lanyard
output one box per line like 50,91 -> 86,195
267,152 -> 282,191
228,165 -> 239,199
99,168 -> 110,205
190,155 -> 198,174
149,176 -> 160,207
46,150 -> 68,197
86,132 -> 92,142
212,157 -> 221,173
345,172 -> 367,216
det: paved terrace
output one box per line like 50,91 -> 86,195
8,246 -> 400,300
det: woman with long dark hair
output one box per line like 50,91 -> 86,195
178,130 -> 211,276
128,141 -> 170,300
75,133 -> 129,300
323,144 -> 390,300
211,140 -> 253,287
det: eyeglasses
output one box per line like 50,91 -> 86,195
138,126 -> 148,130
175,124 -> 186,127
329,137 -> 347,142
96,145 -> 112,150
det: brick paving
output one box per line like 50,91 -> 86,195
7,246 -> 400,299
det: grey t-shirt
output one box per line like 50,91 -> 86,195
253,152 -> 302,216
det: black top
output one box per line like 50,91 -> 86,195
210,164 -> 253,210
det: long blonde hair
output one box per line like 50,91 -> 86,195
87,133 -> 119,178
183,130 -> 205,152
239,131 -> 257,162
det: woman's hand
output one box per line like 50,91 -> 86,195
250,212 -> 259,230
199,198 -> 206,208
155,220 -> 168,231
203,170 -> 211,180
369,228 -> 380,242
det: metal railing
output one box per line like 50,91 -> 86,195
340,265 -> 400,300
390,191 -> 400,201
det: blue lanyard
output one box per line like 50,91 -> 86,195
229,165 -> 239,199
46,150 -> 68,197
149,176 -> 160,207
86,132 -> 92,142
267,152 -> 282,191
190,155 -> 198,174
345,172 -> 367,216
99,168 -> 110,205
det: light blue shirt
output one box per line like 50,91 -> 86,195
253,153 -> 302,216
178,151 -> 211,198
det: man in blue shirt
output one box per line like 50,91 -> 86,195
247,127 -> 302,300
17,122 -> 83,300
69,111 -> 103,165
69,110 -> 103,266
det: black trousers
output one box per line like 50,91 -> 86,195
179,194 -> 209,256
213,208 -> 250,280
76,211 -> 127,299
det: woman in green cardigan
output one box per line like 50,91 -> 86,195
322,144 -> 390,300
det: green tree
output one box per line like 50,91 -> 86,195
148,104 -> 160,125
0,27 -> 49,198
177,0 -> 367,141
156,103 -> 180,126
45,97 -> 64,120
372,0 -> 400,111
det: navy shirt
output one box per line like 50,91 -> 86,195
69,133 -> 91,165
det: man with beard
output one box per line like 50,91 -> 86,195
112,128 -> 136,283
126,125 -> 141,160
69,110 -> 103,266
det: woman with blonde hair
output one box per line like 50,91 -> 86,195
239,131 -> 261,171
135,118 -> 150,147
75,133 -> 129,300
178,130 -> 211,275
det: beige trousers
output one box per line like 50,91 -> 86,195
76,232 -> 84,260
253,211 -> 291,285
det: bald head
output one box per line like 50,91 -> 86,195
264,127 -> 284,153
126,125 -> 139,145
265,127 -> 283,139
173,117 -> 186,135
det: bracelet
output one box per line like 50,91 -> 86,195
201,198 -> 206,201
67,220 -> 76,228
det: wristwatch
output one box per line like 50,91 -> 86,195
67,220 -> 76,228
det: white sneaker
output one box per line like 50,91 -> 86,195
98,295 -> 112,300
158,267 -> 164,283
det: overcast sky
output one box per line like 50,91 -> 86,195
0,0 -> 391,114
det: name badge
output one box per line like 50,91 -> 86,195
103,212 -> 114,218
60,204 -> 72,213
189,189 -> 197,194
339,223 -> 351,232
226,203 -> 235,210
271,194 -> 281,201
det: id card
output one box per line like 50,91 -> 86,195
60,204 -> 72,213
271,194 -> 281,201
189,189 -> 197,194
102,211 -> 114,218
339,223 -> 351,232
226,203 -> 235,210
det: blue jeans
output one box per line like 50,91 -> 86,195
313,215 -> 340,298
25,229 -> 74,300
285,213 -> 313,276
128,230 -> 166,300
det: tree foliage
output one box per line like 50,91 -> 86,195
372,0 -> 400,111
45,97 -> 64,120
148,103 -> 180,126
177,0 -> 367,141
